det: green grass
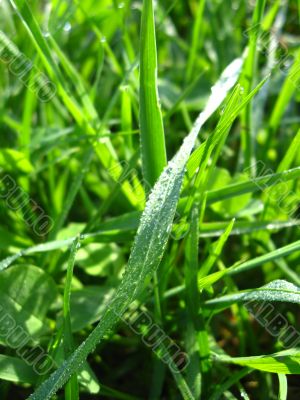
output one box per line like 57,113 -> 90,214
0,0 -> 300,399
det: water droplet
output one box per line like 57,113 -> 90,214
63,22 -> 72,32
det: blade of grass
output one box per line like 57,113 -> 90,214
206,166 -> 300,204
228,239 -> 300,276
260,135 -> 300,226
154,341 -> 195,400
209,368 -> 252,400
139,3 -> 169,394
186,0 -> 206,83
196,239 -> 300,292
214,348 -> 300,374
121,85 -> 133,155
257,240 -> 300,287
183,84 -> 243,216
278,374 -> 288,400
63,237 -> 80,400
184,73 -> 270,217
184,206 -> 203,398
139,0 -> 167,187
205,279 -> 300,312
269,50 -> 300,136
278,128 -> 300,172
239,0 -> 267,173
198,219 -> 235,279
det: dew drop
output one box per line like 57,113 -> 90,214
63,22 -> 72,32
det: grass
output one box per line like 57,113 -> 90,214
0,0 -> 300,399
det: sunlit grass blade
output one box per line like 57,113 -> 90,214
215,348 -> 300,374
278,374 -> 288,400
121,85 -> 133,155
198,269 -> 229,291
